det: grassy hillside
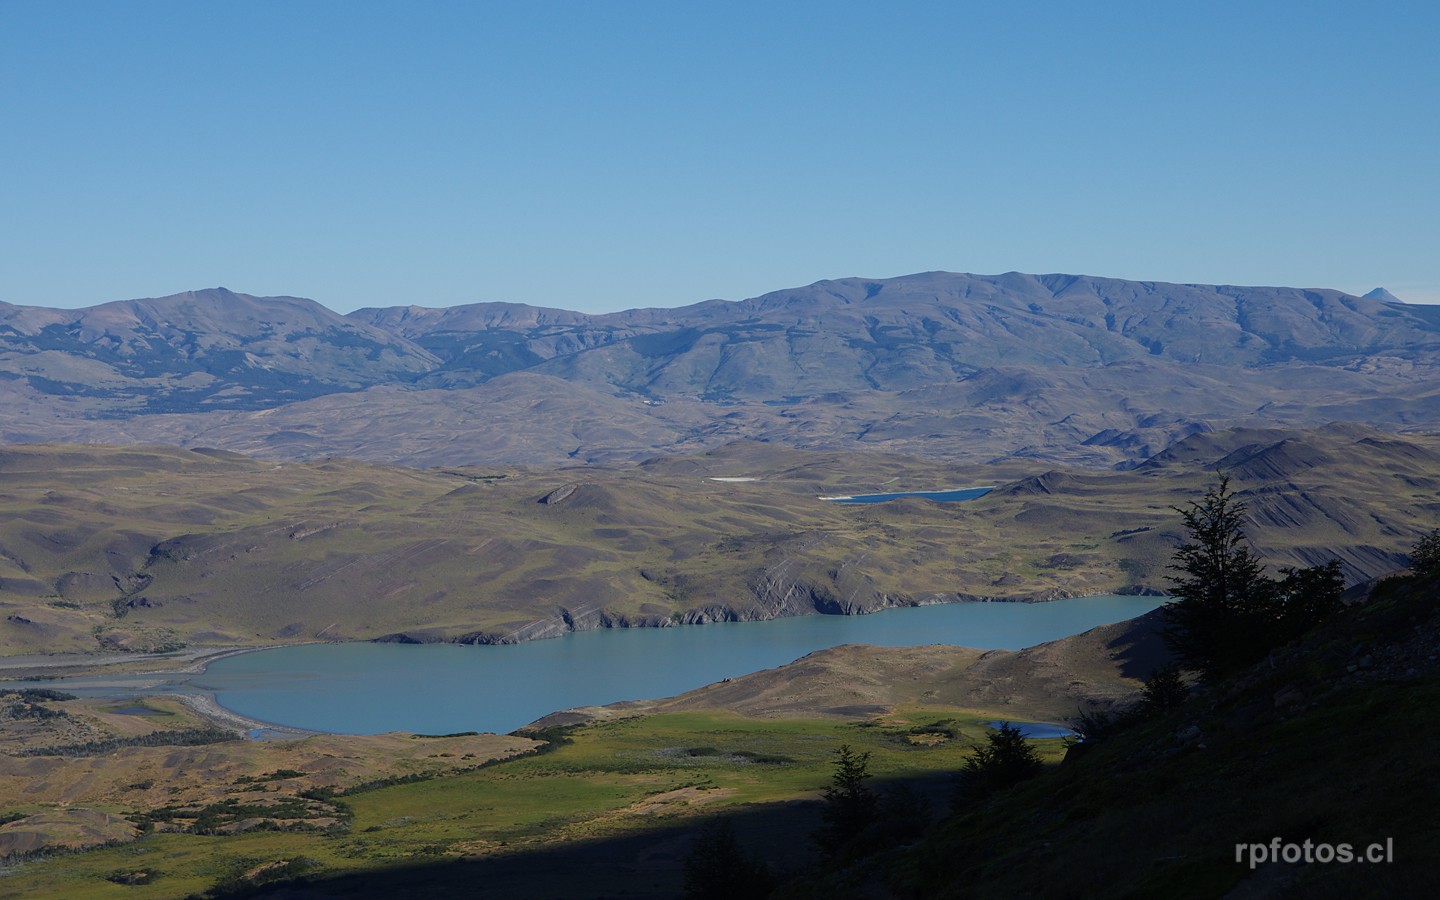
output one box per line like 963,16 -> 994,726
1,425 -> 1436,656
872,572 -> 1440,899
533,609 -> 1170,728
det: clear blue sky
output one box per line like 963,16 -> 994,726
3,1 -> 1437,313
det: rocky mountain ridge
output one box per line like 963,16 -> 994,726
3,273 -> 1438,467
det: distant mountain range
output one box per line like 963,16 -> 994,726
3,273 -> 1438,467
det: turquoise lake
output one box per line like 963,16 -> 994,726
194,595 -> 1164,735
821,487 -> 993,503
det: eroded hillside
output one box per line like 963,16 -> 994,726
1,425 -> 1434,656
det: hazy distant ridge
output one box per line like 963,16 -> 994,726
3,272 -> 1439,467
347,272 -> 1440,395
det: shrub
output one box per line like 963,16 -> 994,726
1411,528 -> 1440,576
683,819 -> 774,900
1139,665 -> 1190,715
957,723 -> 1043,799
1274,559 -> 1345,638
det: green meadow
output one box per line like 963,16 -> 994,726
0,709 -> 1069,898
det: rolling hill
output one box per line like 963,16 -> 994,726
1,426 -> 1434,656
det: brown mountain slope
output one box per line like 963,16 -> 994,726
7,358 -> 1430,470
0,425 -> 1434,657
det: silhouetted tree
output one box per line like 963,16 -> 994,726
1164,477 -> 1350,677
1411,528 -> 1440,576
1068,707 -> 1125,744
1163,475 -> 1277,676
813,744 -> 878,860
1139,664 -> 1190,715
683,819 -> 775,900
1274,559 -> 1345,639
1066,666 -> 1190,747
957,723 -> 1043,799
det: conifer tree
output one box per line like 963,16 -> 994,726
813,744 -> 878,860
1162,475 -> 1275,676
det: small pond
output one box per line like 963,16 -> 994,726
820,487 -> 993,504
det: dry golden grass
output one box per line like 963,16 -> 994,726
0,690 -> 536,856
2,425 -> 1436,657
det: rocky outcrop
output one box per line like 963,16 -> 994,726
398,583 -> 1172,649
537,484 -> 579,505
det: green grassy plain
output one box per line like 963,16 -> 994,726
0,709 -> 1071,899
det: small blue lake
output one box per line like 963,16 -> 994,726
989,721 -> 1075,740
193,595 -> 1163,736
821,487 -> 993,504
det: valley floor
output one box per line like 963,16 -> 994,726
0,614 -> 1165,896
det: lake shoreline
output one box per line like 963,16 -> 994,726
0,593 -> 1169,737
373,585 -> 1170,646
0,644 -> 322,738
181,594 -> 1169,735
0,589 -> 1168,674
817,484 -> 998,502
0,641 -> 321,679
176,690 -> 320,739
